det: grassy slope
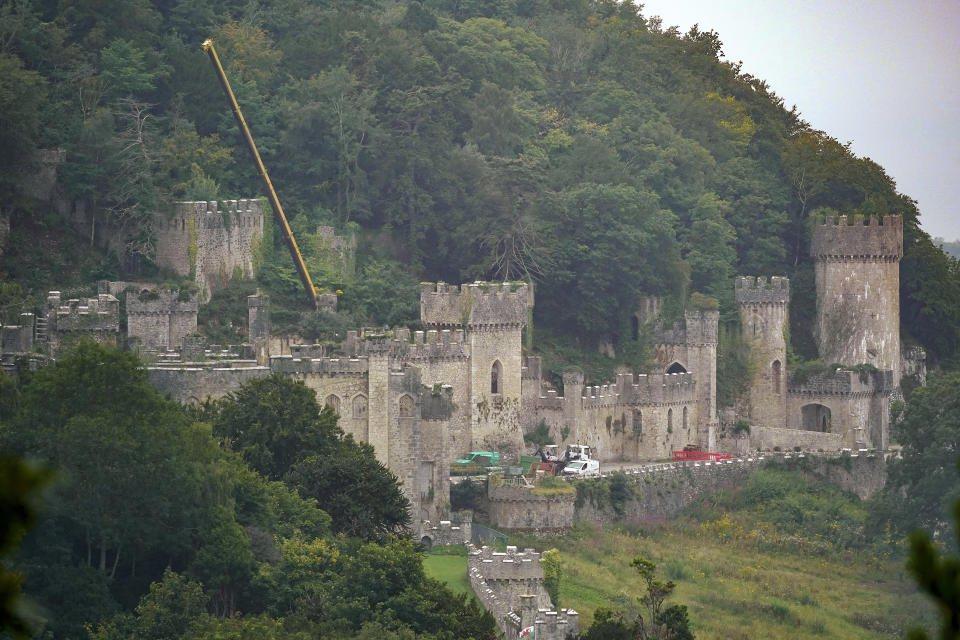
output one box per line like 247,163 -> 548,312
526,522 -> 934,639
423,526 -> 935,638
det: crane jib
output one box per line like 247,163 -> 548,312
201,39 -> 319,309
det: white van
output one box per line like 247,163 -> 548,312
562,459 -> 600,477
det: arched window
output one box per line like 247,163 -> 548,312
772,360 -> 782,394
633,410 -> 643,438
667,408 -> 673,430
683,406 -> 688,429
324,394 -> 341,414
666,362 -> 687,374
491,360 -> 503,394
353,394 -> 368,418
399,394 -> 415,418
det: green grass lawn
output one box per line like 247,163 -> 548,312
423,548 -> 472,598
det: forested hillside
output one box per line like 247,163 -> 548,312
2,0 -> 958,373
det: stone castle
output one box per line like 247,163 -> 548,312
0,209 -> 915,538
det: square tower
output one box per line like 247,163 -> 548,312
811,215 -> 902,385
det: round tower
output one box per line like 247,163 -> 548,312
735,276 -> 789,429
811,214 -> 903,384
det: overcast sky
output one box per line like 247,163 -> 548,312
638,0 -> 960,241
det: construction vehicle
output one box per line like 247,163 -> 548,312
201,39 -> 320,309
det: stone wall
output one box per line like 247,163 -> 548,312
154,199 -> 264,302
812,215 -> 903,384
126,289 -> 198,351
147,363 -> 270,403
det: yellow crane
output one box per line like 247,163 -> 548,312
202,38 -> 319,309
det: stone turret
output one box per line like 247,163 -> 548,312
811,215 -> 902,384
736,276 -> 789,429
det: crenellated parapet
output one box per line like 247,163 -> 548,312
580,371 -> 696,408
343,327 -> 469,361
170,199 -> 264,230
47,291 -> 119,334
811,214 -> 903,262
269,354 -> 369,376
469,545 -> 543,581
735,276 -> 790,305
788,368 -> 895,396
420,281 -> 530,329
127,290 -> 199,316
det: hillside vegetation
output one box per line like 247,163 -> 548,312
1,0 -> 959,376
473,468 -> 938,638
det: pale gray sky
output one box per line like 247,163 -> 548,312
639,0 -> 960,241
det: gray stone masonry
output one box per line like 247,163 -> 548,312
420,281 -> 530,328
45,291 -> 119,353
154,199 -> 264,302
735,275 -> 790,304
811,214 -> 903,260
0,314 -> 35,354
126,289 -> 198,351
468,544 -> 576,640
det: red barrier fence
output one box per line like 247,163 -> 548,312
671,451 -> 735,462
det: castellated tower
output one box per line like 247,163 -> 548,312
736,276 -> 789,429
154,199 -> 264,303
420,282 -> 531,455
811,215 -> 903,384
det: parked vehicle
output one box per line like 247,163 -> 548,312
564,444 -> 593,461
450,451 -> 501,475
562,459 -> 600,476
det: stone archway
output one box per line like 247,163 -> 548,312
666,361 -> 687,374
801,403 -> 832,432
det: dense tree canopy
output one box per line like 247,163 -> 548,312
0,344 -> 489,639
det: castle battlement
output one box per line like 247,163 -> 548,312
126,290 -> 199,316
811,214 -> 903,261
577,371 -> 696,408
269,355 -> 369,376
735,276 -> 790,305
468,545 -> 542,581
47,292 -> 119,333
420,281 -> 530,328
170,199 -> 264,228
788,368 -> 895,396
344,327 -> 469,361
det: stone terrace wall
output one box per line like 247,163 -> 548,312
487,484 -> 576,531
575,452 -> 886,523
147,363 -> 269,403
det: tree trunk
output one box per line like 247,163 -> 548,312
110,543 -> 121,579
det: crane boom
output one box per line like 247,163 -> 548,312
201,39 -> 318,308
